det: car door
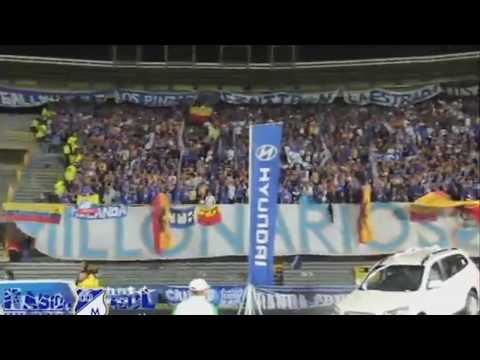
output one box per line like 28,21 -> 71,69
440,255 -> 471,313
423,261 -> 451,315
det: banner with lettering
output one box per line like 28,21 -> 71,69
343,84 -> 443,107
220,90 -> 339,105
0,280 -> 78,315
0,84 -> 476,109
0,86 -> 111,108
158,284 -> 353,310
442,84 -> 478,97
115,89 -> 198,107
14,202 -> 480,261
248,124 -> 283,286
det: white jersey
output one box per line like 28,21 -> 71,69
173,295 -> 218,315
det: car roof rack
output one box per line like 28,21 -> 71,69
421,248 -> 459,265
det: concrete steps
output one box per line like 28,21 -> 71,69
0,167 -> 17,203
1,260 -> 376,287
14,154 -> 64,202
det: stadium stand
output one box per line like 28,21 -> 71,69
0,48 -> 478,315
28,95 -> 479,206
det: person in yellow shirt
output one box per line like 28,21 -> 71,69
35,123 -> 48,140
72,152 -> 84,166
41,107 -> 56,119
64,164 -> 78,184
30,117 -> 40,134
54,179 -> 66,198
76,264 -> 103,289
63,143 -> 73,165
67,135 -> 79,153
77,273 -> 102,289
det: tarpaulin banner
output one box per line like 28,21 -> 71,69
104,286 -> 159,311
0,86 -> 112,108
255,285 -> 353,311
115,89 -> 198,107
442,84 -> 478,97
248,123 -> 283,286
0,84 -> 475,109
343,84 -> 443,107
220,91 -> 339,105
71,205 -> 128,220
0,280 -> 78,315
15,202 -> 480,260
159,284 -> 354,310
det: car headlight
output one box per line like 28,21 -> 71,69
383,306 -> 410,315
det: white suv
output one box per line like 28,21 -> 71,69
334,247 -> 480,315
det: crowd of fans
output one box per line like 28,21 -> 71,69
34,94 -> 480,206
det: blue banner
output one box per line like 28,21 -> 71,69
157,284 -> 354,310
161,285 -> 245,308
220,91 -> 338,105
170,207 -> 196,228
248,123 -> 283,286
105,286 -> 158,311
343,84 -> 443,107
0,86 -> 111,108
116,89 -> 198,107
0,280 -> 78,315
0,84 -> 474,109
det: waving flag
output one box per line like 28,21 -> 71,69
190,105 -> 213,125
197,205 -> 222,226
410,191 -> 480,223
151,194 -> 175,254
358,185 -> 374,244
2,203 -> 64,224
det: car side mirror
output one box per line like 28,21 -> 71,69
428,280 -> 443,290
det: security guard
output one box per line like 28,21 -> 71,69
64,164 -> 78,184
172,279 -> 219,315
54,179 -> 66,198
35,122 -> 48,140
72,152 -> 84,166
41,106 -> 56,119
67,134 -> 79,153
63,142 -> 72,164
30,117 -> 40,134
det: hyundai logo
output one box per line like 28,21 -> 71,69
255,144 -> 278,161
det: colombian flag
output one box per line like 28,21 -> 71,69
190,105 -> 213,125
410,191 -> 480,223
2,203 -> 64,224
151,194 -> 175,254
197,205 -> 222,226
358,185 -> 374,244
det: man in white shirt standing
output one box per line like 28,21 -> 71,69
172,279 -> 219,315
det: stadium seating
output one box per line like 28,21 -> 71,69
34,94 -> 478,206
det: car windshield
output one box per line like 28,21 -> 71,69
362,265 -> 424,292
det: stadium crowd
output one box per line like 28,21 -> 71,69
34,94 -> 480,206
